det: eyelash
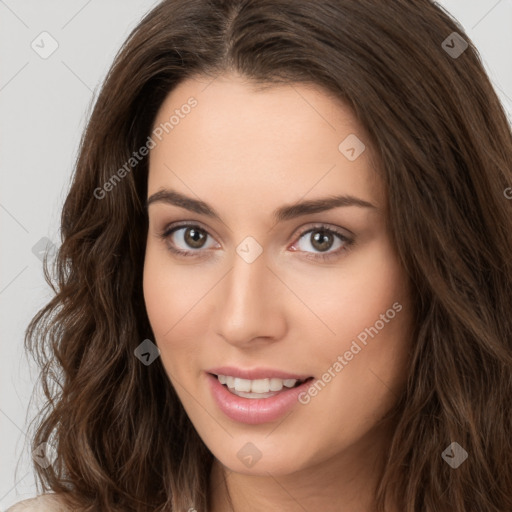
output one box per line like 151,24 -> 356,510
157,221 -> 355,262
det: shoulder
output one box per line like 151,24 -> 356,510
7,494 -> 70,511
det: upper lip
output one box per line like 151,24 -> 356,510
206,366 -> 313,381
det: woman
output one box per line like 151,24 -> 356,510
9,0 -> 512,510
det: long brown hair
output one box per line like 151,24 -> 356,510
24,0 -> 512,510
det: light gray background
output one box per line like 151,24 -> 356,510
1,1 -> 511,509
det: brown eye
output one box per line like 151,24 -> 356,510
159,223 -> 218,258
309,230 -> 336,252
292,224 -> 354,262
182,226 -> 207,249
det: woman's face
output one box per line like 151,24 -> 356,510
143,72 -> 412,476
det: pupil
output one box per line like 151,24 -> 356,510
186,227 -> 205,248
312,230 -> 332,251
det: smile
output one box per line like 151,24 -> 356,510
206,371 -> 315,424
215,374 -> 307,397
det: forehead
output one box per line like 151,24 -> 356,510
148,73 -> 384,214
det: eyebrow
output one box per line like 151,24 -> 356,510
146,189 -> 377,223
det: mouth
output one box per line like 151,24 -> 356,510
206,371 -> 315,424
208,372 -> 314,399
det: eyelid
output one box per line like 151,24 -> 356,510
290,222 -> 353,242
160,220 -> 221,243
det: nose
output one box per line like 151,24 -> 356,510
213,247 -> 287,348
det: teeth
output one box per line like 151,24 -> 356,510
217,374 -> 303,393
269,378 -> 283,391
234,378 -> 252,392
249,378 -> 269,393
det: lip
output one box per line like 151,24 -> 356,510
206,366 -> 312,381
206,372 -> 314,425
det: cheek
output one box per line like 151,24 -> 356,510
293,233 -> 408,347
142,245 -> 201,337
142,245 -> 211,373
297,234 -> 412,410
300,237 -> 411,421
143,249 -> 171,336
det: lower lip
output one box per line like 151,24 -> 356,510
206,372 -> 313,425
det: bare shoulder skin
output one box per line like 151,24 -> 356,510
7,494 -> 69,512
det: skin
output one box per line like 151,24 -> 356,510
143,71 -> 413,512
